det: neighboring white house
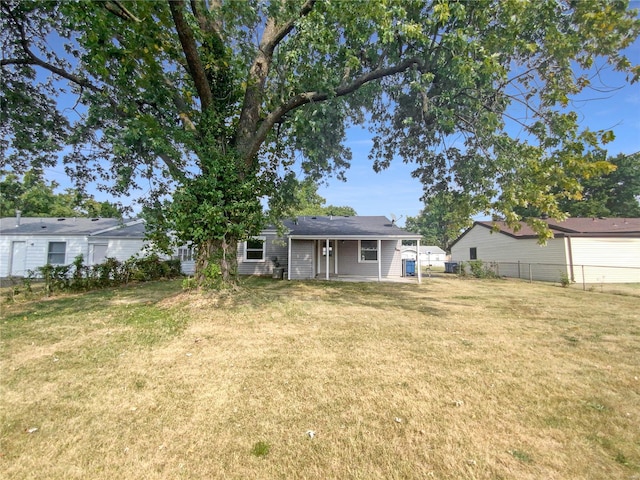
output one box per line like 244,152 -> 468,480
237,216 -> 423,282
450,218 -> 640,283
401,245 -> 447,266
0,216 -> 195,277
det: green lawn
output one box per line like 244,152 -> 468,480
1,276 -> 638,479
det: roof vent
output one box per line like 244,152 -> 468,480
91,218 -> 99,221
57,218 -> 65,222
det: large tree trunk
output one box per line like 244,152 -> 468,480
195,236 -> 239,287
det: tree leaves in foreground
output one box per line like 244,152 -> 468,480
2,0 -> 638,284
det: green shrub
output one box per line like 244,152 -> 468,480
467,260 -> 498,279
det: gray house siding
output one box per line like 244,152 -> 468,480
236,232 -> 288,276
289,240 -> 315,280
330,240 -> 402,277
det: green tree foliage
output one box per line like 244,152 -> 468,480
2,0 -> 639,284
405,191 -> 474,251
560,151 -> 640,217
514,151 -> 640,218
289,179 -> 357,217
0,170 -> 121,218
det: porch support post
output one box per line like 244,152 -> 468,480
326,238 -> 330,280
334,240 -> 338,275
417,239 -> 422,284
287,237 -> 292,281
377,239 -> 382,282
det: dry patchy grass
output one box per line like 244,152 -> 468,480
1,276 -> 639,479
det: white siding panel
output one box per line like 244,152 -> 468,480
103,239 -> 146,262
570,237 -> 640,283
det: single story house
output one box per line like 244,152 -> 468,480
237,216 -> 423,282
450,217 -> 640,283
1,215 -> 422,282
0,216 -> 151,277
401,245 -> 447,266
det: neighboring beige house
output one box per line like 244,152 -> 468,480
450,218 -> 640,283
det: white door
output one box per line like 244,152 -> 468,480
10,241 -> 27,276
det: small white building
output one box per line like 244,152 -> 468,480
401,245 -> 447,267
450,218 -> 640,283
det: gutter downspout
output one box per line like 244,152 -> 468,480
287,237 -> 292,281
566,235 -> 575,282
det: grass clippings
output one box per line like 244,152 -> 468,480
1,276 -> 639,479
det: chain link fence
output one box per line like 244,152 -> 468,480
451,261 -> 640,295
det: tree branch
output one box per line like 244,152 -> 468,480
235,0 -> 316,160
244,57 -> 423,162
168,0 -> 214,110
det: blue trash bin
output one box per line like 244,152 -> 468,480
405,260 -> 416,276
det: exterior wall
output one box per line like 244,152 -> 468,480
289,240 -> 315,280
569,237 -> 640,283
322,239 -> 403,277
237,232 -> 288,276
0,234 -> 146,277
288,239 -> 404,280
451,226 -> 569,282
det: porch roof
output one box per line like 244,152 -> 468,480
284,216 -> 421,240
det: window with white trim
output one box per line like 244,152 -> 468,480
48,242 -> 67,265
359,240 -> 378,262
244,236 -> 266,262
177,246 -> 195,262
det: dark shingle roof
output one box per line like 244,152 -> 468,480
476,217 -> 640,238
0,217 -> 145,237
284,216 -> 420,238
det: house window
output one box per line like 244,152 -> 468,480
48,242 -> 67,265
470,247 -> 477,260
177,246 -> 195,262
359,240 -> 378,262
245,236 -> 266,262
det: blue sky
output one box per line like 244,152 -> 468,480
317,34 -> 640,226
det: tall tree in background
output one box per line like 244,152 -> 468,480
2,0 -> 638,285
289,179 -> 357,217
405,191 -> 474,251
0,170 -> 122,218
514,151 -> 640,218
559,151 -> 640,217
